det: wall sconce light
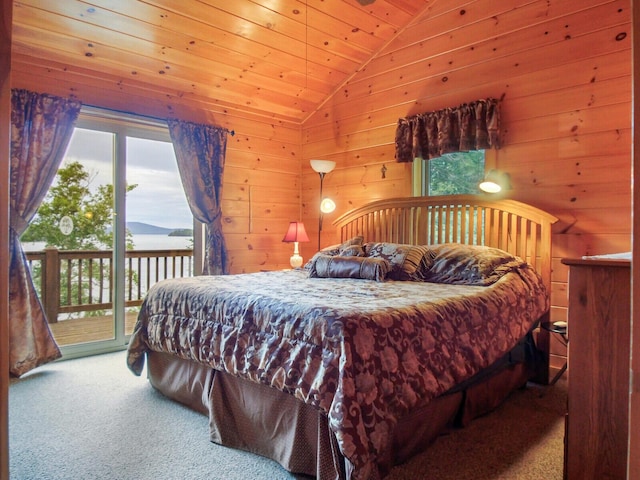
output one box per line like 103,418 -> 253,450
479,169 -> 512,193
282,221 -> 310,268
310,159 -> 336,250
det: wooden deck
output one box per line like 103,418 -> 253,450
49,311 -> 138,346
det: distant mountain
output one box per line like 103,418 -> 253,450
126,222 -> 174,235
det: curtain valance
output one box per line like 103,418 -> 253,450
395,98 -> 500,163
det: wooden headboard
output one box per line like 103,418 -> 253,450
333,195 -> 558,292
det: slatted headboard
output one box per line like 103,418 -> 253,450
333,195 -> 558,292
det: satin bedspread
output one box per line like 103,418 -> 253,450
127,266 -> 548,480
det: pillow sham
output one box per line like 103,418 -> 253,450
363,242 -> 435,281
308,255 -> 390,282
339,244 -> 366,257
422,243 -> 526,286
305,235 -> 365,270
320,235 -> 364,256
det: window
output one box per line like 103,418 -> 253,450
413,150 -> 490,196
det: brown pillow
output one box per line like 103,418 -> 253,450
321,235 -> 364,256
308,255 -> 390,282
422,243 -> 525,286
305,236 -> 365,270
364,242 -> 435,281
339,244 -> 365,257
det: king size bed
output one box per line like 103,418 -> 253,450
126,195 -> 557,480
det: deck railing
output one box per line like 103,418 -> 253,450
25,247 -> 194,323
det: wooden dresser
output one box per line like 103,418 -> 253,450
561,258 -> 630,480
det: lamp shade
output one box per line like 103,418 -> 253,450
282,221 -> 310,243
310,159 -> 336,174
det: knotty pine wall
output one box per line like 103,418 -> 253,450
10,63 -> 304,273
218,118 -> 303,273
301,0 -> 631,366
1,2 -> 12,478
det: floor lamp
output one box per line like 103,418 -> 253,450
310,159 -> 336,250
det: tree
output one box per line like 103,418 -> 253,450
427,150 -> 484,196
22,161 -> 138,319
22,161 -> 136,249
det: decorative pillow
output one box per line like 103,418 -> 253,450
363,242 -> 435,281
422,243 -> 526,286
339,244 -> 366,257
320,235 -> 364,256
305,236 -> 365,270
308,255 -> 390,282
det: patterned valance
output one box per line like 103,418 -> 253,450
395,98 -> 500,163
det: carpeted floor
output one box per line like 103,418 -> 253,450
9,351 -> 566,480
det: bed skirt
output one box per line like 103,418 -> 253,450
145,332 -> 537,480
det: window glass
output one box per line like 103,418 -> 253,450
126,136 -> 193,250
414,150 -> 486,196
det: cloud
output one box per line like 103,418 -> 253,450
62,129 -> 192,229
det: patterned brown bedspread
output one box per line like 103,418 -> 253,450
126,265 -> 548,480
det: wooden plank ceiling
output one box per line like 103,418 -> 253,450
11,0 -> 432,124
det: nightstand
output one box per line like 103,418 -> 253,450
540,321 -> 567,385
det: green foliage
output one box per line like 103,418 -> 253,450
428,151 -> 485,196
168,228 -> 194,237
21,161 -> 136,250
22,161 -> 139,320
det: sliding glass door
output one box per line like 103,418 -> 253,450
21,108 -> 195,359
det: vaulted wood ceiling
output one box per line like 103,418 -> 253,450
11,0 -> 432,124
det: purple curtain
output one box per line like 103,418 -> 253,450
9,89 -> 81,376
395,98 -> 500,163
167,119 -> 229,275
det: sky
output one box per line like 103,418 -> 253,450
62,128 -> 193,230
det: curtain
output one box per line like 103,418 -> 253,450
395,98 -> 500,163
9,89 -> 82,376
167,119 -> 229,275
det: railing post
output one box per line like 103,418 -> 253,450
43,247 -> 59,323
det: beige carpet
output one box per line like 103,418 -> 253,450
386,378 -> 567,479
10,351 -> 566,479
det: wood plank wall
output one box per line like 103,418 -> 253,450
302,0 -> 632,339
0,1 -> 11,477
10,62 -> 304,273
214,118 -> 303,273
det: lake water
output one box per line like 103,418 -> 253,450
21,233 -> 193,252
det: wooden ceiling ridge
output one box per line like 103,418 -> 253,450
301,0 -> 439,125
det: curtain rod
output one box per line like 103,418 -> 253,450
82,104 -> 235,136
